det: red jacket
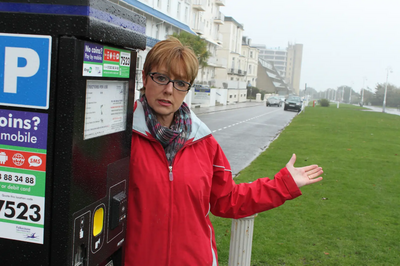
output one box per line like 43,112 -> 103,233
125,101 -> 302,266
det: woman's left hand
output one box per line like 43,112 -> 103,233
286,154 -> 323,188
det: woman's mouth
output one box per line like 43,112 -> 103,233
158,99 -> 172,106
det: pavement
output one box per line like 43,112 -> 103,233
190,100 -> 400,116
361,105 -> 400,116
191,101 -> 265,115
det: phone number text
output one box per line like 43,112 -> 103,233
0,171 -> 36,186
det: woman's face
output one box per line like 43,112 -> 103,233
142,65 -> 189,127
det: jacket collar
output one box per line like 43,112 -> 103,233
132,100 -> 212,142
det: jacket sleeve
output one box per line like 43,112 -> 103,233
210,141 -> 302,219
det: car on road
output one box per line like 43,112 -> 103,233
284,96 -> 302,112
266,96 -> 282,107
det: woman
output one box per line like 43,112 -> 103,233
125,38 -> 323,266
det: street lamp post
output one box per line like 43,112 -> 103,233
361,77 -> 367,106
382,67 -> 393,113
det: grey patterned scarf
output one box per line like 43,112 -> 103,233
140,95 -> 192,166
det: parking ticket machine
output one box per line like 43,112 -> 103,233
0,1 -> 146,265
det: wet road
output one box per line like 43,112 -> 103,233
195,105 -> 298,176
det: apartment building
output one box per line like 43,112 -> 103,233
117,0 -> 195,100
241,36 -> 259,89
285,43 -> 303,95
254,43 -> 303,95
191,0 -> 225,88
257,58 -> 290,95
214,16 -> 248,103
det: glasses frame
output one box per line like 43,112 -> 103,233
148,72 -> 192,92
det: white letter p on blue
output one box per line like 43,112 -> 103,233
4,47 -> 40,93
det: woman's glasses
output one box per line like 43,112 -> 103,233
149,72 -> 191,92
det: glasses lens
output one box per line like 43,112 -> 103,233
152,73 -> 169,85
174,80 -> 190,91
150,73 -> 190,91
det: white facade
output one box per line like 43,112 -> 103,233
119,0 -> 227,105
191,0 -> 225,88
254,43 -> 303,95
241,36 -> 259,89
214,16 -> 248,103
120,0 -> 195,102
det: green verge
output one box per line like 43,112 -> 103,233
211,104 -> 400,266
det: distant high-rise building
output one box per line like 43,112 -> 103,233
254,43 -> 303,95
285,43 -> 303,95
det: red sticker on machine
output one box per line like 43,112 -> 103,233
104,49 -> 120,62
0,149 -> 46,172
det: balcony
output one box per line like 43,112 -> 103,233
192,22 -> 205,35
214,12 -> 224,24
216,33 -> 223,45
238,69 -> 247,76
192,0 -> 207,11
215,0 -> 225,6
228,68 -> 239,75
207,56 -> 225,68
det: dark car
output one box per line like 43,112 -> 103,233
266,96 -> 281,107
284,96 -> 302,112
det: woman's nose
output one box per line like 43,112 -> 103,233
163,81 -> 174,93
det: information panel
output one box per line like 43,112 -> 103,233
82,42 -> 131,78
84,80 -> 129,140
0,109 -> 48,244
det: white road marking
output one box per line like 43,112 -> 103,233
211,109 -> 281,133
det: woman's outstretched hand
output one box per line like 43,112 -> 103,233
286,154 -> 323,188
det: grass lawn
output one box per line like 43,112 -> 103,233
211,103 -> 400,266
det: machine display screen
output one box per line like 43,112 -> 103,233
84,80 -> 128,140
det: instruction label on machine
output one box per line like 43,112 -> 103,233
84,80 -> 128,140
0,109 -> 48,244
82,42 -> 131,78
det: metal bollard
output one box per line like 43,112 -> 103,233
228,214 -> 258,266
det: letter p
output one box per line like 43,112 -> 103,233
4,47 -> 40,93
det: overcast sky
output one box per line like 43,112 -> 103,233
220,0 -> 400,93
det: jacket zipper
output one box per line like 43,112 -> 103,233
168,166 -> 173,181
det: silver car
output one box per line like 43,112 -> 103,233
266,96 -> 282,107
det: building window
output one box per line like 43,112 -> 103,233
155,24 -> 159,39
185,7 -> 188,22
250,51 -> 253,58
177,3 -> 181,19
230,95 -> 232,98
157,0 -> 161,8
167,0 -> 170,12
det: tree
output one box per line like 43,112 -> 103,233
171,31 -> 210,71
337,85 -> 353,103
247,86 -> 260,99
302,86 -> 317,98
371,83 -> 400,108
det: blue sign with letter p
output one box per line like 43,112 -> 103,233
0,33 -> 52,109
